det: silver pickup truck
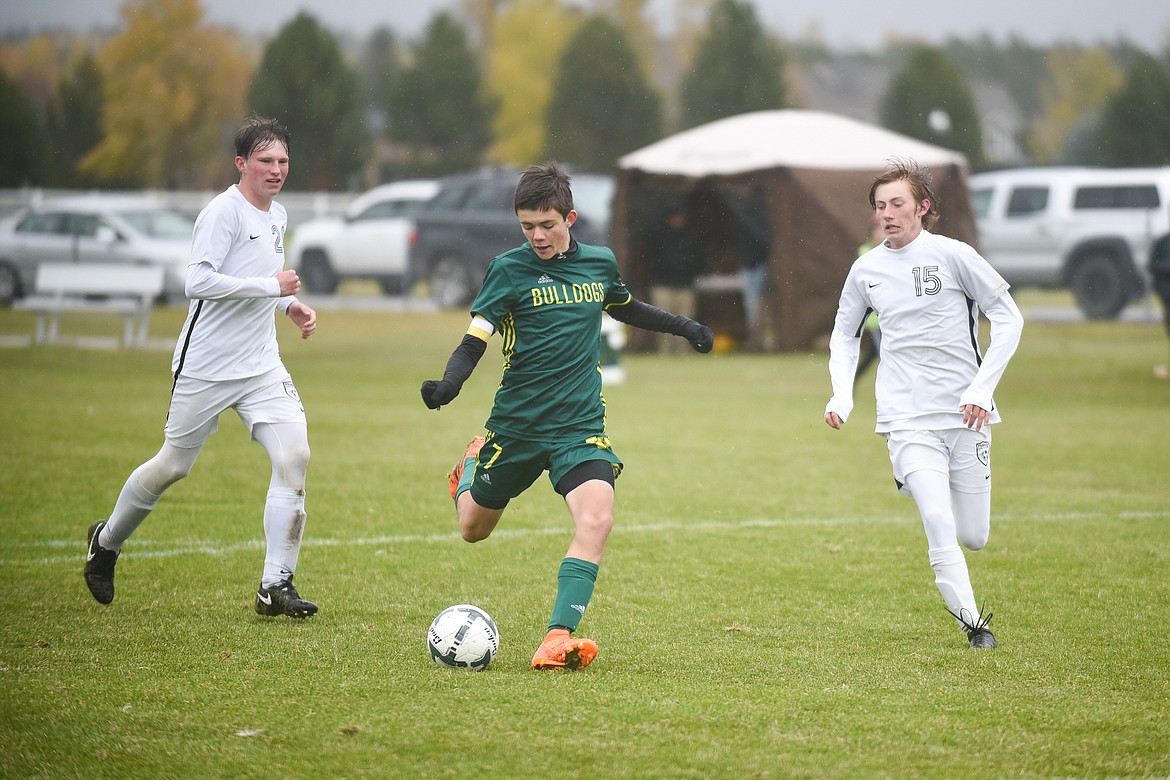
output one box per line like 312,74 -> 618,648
969,166 -> 1170,319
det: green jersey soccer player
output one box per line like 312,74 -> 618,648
421,162 -> 714,670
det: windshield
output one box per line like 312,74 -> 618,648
116,208 -> 195,239
572,176 -> 614,225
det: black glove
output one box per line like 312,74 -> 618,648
421,379 -> 458,409
682,321 -> 715,353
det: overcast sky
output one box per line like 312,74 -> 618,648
3,0 -> 1169,53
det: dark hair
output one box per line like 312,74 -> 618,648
235,113 -> 291,159
868,157 -> 940,230
514,162 -> 574,216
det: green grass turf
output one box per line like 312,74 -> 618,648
1,295 -> 1168,778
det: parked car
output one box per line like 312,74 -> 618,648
286,179 -> 439,294
408,168 -> 614,308
0,195 -> 194,305
969,166 -> 1170,319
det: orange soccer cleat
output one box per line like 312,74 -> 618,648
448,435 -> 486,500
530,628 -> 599,671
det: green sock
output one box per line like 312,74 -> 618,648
454,455 -> 476,505
548,557 -> 599,633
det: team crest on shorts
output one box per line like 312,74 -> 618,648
282,380 -> 302,408
976,440 -> 990,467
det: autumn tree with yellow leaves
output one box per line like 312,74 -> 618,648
82,0 -> 249,189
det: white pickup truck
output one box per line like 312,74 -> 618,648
286,179 -> 438,295
969,167 -> 1170,319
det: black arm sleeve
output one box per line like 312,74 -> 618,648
606,297 -> 692,335
420,334 -> 488,409
441,333 -> 487,387
607,296 -> 715,353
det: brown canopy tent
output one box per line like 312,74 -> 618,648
612,110 -> 975,351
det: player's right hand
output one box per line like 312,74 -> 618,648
276,269 -> 301,296
421,379 -> 458,409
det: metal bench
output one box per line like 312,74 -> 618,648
14,263 -> 167,347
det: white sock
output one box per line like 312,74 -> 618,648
101,473 -> 161,551
261,487 -> 307,588
101,441 -> 199,550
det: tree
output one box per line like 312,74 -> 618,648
544,15 -> 662,170
1092,51 -> 1170,166
42,53 -> 104,187
486,0 -> 578,164
361,27 -> 401,137
0,65 -> 43,186
390,13 -> 494,175
82,0 -> 249,189
248,13 -> 368,191
678,0 -> 788,130
1028,46 -> 1122,164
879,45 -> 985,168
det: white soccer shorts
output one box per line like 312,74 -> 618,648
164,367 -> 306,449
884,427 -> 991,497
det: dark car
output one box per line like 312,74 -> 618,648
408,168 -> 614,308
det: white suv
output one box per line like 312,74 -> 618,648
287,179 -> 438,295
969,167 -> 1170,318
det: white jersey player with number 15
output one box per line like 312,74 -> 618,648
824,158 -> 1023,650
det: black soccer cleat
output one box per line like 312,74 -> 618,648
84,520 -> 119,605
255,577 -> 318,619
949,605 -> 997,650
968,626 -> 998,650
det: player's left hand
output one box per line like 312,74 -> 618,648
287,301 -> 316,339
683,321 -> 715,353
961,403 -> 990,431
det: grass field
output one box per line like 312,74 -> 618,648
1,295 -> 1168,779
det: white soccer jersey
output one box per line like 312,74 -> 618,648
826,230 -> 1023,433
171,185 -> 292,381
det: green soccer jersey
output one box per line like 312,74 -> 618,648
471,239 -> 631,442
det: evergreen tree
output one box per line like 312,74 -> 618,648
248,13 -> 369,190
544,15 -> 662,171
678,0 -> 788,130
1092,51 -> 1170,166
389,13 -> 494,175
361,27 -> 400,138
879,45 -> 985,167
42,54 -> 103,187
0,66 -> 42,186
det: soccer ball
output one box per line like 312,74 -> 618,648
427,604 -> 499,670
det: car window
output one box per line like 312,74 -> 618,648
64,213 -> 102,237
1006,187 -> 1048,217
1073,185 -> 1160,210
463,183 -> 514,211
572,176 -> 614,223
116,208 -> 195,239
970,188 -> 993,219
15,211 -> 68,235
355,200 -> 418,221
430,184 -> 470,210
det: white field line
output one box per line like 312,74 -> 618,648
6,509 -> 1169,568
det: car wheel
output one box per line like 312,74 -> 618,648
0,262 -> 20,305
300,250 -> 338,294
379,276 -> 405,296
430,256 -> 474,308
1070,253 -> 1129,320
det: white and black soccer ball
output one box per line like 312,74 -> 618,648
427,604 -> 499,670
